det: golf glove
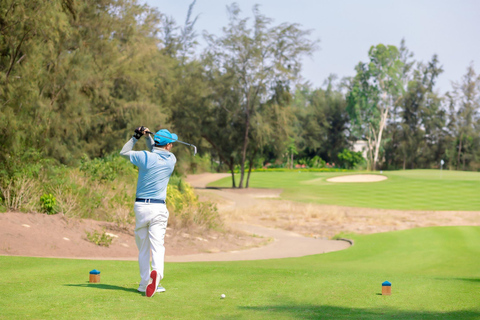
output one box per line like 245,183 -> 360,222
133,126 -> 146,139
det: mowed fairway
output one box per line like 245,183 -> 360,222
1,227 -> 479,319
209,170 -> 480,211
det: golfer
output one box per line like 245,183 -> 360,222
120,126 -> 177,297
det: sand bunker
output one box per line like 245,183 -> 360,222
327,174 -> 387,183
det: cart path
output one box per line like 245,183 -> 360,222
168,173 -> 351,262
166,222 -> 350,262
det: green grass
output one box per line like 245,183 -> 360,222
209,169 -> 480,211
1,226 -> 479,319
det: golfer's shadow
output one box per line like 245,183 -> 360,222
65,283 -> 141,295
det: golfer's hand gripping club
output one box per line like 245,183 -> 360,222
133,126 -> 148,139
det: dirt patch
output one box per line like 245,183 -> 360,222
0,211 -> 266,259
218,198 -> 480,238
327,174 -> 388,183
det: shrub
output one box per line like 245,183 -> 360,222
0,148 -> 44,212
40,193 -> 57,215
45,155 -> 137,221
337,149 -> 365,169
194,201 -> 221,230
79,154 -> 137,182
0,152 -> 223,233
167,179 -> 222,230
296,156 -> 326,168
186,153 -> 213,174
0,177 -> 39,212
86,228 -> 114,247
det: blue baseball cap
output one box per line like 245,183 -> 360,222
154,129 -> 178,146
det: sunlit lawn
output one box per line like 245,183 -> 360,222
1,227 -> 479,319
209,169 -> 480,211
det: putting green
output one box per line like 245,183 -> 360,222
209,170 -> 480,211
1,226 -> 479,319
327,174 -> 387,182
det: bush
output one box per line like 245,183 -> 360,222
85,228 -> 114,247
0,177 -> 39,212
185,153 -> 213,174
79,154 -> 137,182
0,152 -> 223,232
263,163 -> 286,169
337,149 -> 365,169
44,155 -> 137,221
167,179 -> 222,230
40,193 -> 57,215
296,156 -> 326,168
0,148 -> 44,212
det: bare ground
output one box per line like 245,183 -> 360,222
0,211 -> 267,260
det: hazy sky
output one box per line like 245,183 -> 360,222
143,0 -> 479,93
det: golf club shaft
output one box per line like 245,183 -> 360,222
145,131 -> 197,155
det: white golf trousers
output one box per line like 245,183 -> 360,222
134,202 -> 169,287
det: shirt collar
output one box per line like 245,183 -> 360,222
152,147 -> 170,154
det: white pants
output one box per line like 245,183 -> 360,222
134,202 -> 169,287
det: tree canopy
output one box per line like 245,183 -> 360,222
1,0 -> 479,193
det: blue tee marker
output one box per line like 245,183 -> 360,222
382,281 -> 392,295
89,269 -> 101,283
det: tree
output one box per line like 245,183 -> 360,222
245,81 -> 294,186
396,55 -> 444,169
202,3 -> 316,187
0,0 -> 170,170
293,79 -> 349,164
337,149 -> 364,169
446,63 -> 480,170
346,44 -> 403,170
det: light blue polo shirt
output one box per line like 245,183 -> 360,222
129,149 -> 176,200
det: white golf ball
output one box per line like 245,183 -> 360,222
220,294 -> 226,299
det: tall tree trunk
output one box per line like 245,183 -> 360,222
246,148 -> 257,188
238,115 -> 249,188
457,134 -> 463,171
373,102 -> 389,171
367,127 -> 375,171
238,91 -> 252,188
229,160 -> 236,188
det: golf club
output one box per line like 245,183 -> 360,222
145,131 -> 197,156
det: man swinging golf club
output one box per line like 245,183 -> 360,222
120,126 -> 177,297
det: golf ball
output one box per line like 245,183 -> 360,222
220,294 -> 226,299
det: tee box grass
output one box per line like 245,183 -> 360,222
1,226 -> 479,319
209,169 -> 480,211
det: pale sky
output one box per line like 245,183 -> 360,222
143,0 -> 480,94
